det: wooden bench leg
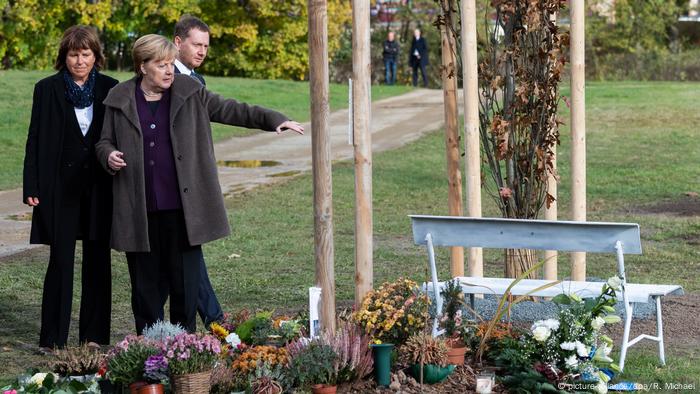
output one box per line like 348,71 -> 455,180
655,295 -> 666,366
619,302 -> 634,372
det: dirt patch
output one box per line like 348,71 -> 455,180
632,194 -> 700,217
602,292 -> 700,349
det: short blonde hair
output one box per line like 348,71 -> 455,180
132,34 -> 178,76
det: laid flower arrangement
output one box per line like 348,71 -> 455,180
1,370 -> 99,394
354,278 -> 430,345
232,310 -> 304,346
494,276 -> 624,393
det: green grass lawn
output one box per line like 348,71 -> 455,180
0,70 -> 410,191
0,81 -> 698,386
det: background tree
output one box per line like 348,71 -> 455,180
200,0 -> 350,80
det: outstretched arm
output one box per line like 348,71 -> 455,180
201,88 -> 295,132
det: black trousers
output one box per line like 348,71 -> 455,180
125,210 -> 201,334
40,186 -> 112,348
412,63 -> 428,87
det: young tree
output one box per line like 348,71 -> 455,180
478,0 -> 568,278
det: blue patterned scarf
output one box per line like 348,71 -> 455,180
63,68 -> 96,109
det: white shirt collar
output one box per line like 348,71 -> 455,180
174,58 -> 193,75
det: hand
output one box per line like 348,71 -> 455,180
108,150 -> 127,171
276,120 -> 304,135
26,196 -> 40,206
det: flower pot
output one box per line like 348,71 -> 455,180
409,364 -> 456,384
371,343 -> 394,387
136,383 -> 164,394
311,383 -> 337,394
171,370 -> 211,394
128,381 -> 147,394
447,344 -> 467,365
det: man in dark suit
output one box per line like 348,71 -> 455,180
169,16 -> 224,327
409,28 -> 429,87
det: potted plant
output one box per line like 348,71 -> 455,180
136,354 -> 168,393
210,365 -> 248,394
49,343 -> 103,378
251,376 -> 283,394
104,335 -> 159,393
163,333 -> 221,394
354,278 -> 429,346
400,334 -> 455,384
439,279 -> 469,365
288,342 -> 337,394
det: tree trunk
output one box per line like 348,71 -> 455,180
504,248 -> 538,279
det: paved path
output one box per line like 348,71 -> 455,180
0,89 -> 454,258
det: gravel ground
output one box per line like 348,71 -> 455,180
429,277 -> 657,323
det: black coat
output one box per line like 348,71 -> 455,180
409,37 -> 429,67
383,40 -> 400,61
23,71 -> 119,245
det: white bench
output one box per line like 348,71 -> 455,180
410,215 -> 684,371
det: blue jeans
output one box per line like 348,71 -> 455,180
384,59 -> 397,85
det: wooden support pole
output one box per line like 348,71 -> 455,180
544,143 -> 557,280
544,10 -> 558,281
441,0 -> 464,277
308,0 -> 336,332
461,0 -> 483,278
352,0 -> 373,306
570,0 -> 586,281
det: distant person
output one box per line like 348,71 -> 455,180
96,34 -> 304,334
23,26 -> 118,352
382,31 -> 399,85
409,28 -> 429,87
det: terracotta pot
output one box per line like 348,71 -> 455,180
128,381 -> 147,394
136,383 -> 164,394
311,383 -> 337,394
447,344 -> 468,365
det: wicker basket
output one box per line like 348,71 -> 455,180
171,370 -> 212,394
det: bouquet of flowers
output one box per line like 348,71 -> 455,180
162,333 -> 221,376
496,276 -> 624,393
0,370 -> 97,394
354,278 -> 429,345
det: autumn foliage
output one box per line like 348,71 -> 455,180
479,0 -> 569,220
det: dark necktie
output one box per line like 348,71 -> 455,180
190,70 -> 206,86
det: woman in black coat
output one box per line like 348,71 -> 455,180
409,28 -> 429,87
22,26 -> 118,351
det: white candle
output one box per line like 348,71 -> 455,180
476,377 -> 492,393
